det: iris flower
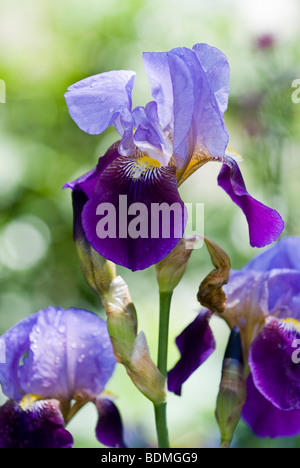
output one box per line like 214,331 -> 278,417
0,307 -> 125,448
64,43 -> 284,271
168,237 -> 300,438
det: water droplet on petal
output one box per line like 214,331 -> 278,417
90,80 -> 98,88
77,353 -> 85,363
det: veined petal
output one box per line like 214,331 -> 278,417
242,374 -> 300,438
249,317 -> 300,410
168,310 -> 215,396
217,156 -> 284,247
95,397 -> 126,448
167,51 -> 195,166
143,44 -> 229,168
0,399 -> 73,448
65,71 -> 135,153
192,43 -> 230,115
142,51 -> 174,131
81,155 -> 187,271
170,46 -> 229,164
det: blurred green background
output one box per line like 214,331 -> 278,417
1,0 -> 300,448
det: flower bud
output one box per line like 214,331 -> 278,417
103,276 -> 166,405
72,190 -> 166,404
155,235 -> 199,293
215,327 -> 246,447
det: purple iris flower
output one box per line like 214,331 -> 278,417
168,237 -> 300,438
64,43 -> 284,271
0,307 -> 125,448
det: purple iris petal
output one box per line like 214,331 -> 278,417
249,318 -> 300,410
166,51 -> 195,166
95,398 -> 126,448
244,236 -> 300,272
64,144 -> 121,256
65,71 -> 135,154
168,310 -> 215,396
143,45 -> 230,167
63,143 -> 121,199
132,102 -> 172,165
0,307 -> 116,401
0,314 -> 38,401
171,47 -> 229,163
217,156 -> 284,247
192,43 -> 230,115
266,270 -> 300,321
142,51 -> 174,131
242,374 -> 300,438
81,155 -> 187,271
0,399 -> 73,448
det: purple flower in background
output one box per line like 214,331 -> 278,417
64,43 -> 284,271
168,237 -> 300,438
255,33 -> 276,51
0,307 -> 125,448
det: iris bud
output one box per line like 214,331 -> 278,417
215,327 -> 246,448
155,235 -> 199,293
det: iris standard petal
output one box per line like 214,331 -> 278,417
142,51 -> 174,131
143,45 -> 229,167
192,43 -> 230,115
217,156 -> 284,247
18,307 -> 116,400
0,399 -> 73,448
81,155 -> 187,271
171,47 -> 229,164
249,318 -> 300,410
65,71 -> 135,153
168,310 -> 215,396
166,51 -> 195,166
0,314 -> 38,401
95,397 -> 126,448
243,237 -> 300,272
242,374 -> 300,438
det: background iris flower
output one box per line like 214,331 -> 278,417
168,237 -> 300,439
0,307 -> 125,448
64,43 -> 284,271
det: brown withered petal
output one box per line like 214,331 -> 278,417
197,237 -> 231,314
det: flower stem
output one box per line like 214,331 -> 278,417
154,291 -> 173,448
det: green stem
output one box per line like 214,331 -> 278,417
154,403 -> 169,448
154,290 -> 173,448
